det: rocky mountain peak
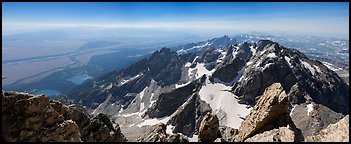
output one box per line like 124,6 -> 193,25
158,47 -> 173,54
232,41 -> 349,115
256,39 -> 277,51
234,83 -> 303,142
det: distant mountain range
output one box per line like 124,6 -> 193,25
66,36 -> 349,141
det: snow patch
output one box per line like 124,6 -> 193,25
322,62 -> 342,71
137,116 -> 171,127
192,56 -> 199,63
119,73 -> 143,86
189,63 -> 216,79
306,103 -> 313,116
216,49 -> 227,64
300,60 -> 316,75
199,80 -> 251,129
263,63 -> 274,70
267,53 -> 277,58
246,61 -> 254,66
185,62 -> 192,67
192,42 -> 210,49
103,83 -> 113,91
260,48 -> 268,55
236,66 -> 246,82
290,105 -> 296,116
188,135 -> 198,142
313,65 -> 322,73
284,56 -> 292,68
175,81 -> 191,89
250,45 -> 256,56
166,125 -> 174,135
232,51 -> 238,60
150,92 -> 157,106
120,109 -> 147,118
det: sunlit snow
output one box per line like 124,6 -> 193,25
267,53 -> 277,58
284,56 -> 292,68
199,78 -> 251,129
300,60 -> 316,75
119,73 -> 143,86
306,103 -> 313,116
137,116 -> 171,127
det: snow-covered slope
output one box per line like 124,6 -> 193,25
199,78 -> 251,128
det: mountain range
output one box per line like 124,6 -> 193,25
67,36 -> 349,141
2,36 -> 349,142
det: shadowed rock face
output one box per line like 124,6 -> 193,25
145,76 -> 206,119
232,43 -> 349,115
70,47 -> 184,108
2,91 -> 126,142
234,83 -> 303,142
167,93 -> 212,137
290,102 -> 344,137
198,112 -> 219,142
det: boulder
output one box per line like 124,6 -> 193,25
198,112 -> 219,142
234,83 -> 303,142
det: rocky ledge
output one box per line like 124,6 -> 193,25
2,91 -> 126,142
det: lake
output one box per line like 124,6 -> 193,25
67,74 -> 93,85
32,89 -> 61,99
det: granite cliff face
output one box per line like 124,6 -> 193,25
2,91 -> 126,142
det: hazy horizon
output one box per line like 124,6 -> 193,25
2,2 -> 349,39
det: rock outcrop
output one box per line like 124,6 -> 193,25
305,115 -> 349,142
234,83 -> 303,142
198,112 -> 219,142
137,123 -> 188,142
2,91 -> 126,142
137,123 -> 168,142
244,126 -> 296,142
218,126 -> 238,142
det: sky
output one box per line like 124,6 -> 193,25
2,2 -> 349,39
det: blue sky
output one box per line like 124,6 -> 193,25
2,2 -> 349,38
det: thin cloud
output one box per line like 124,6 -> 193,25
3,16 -> 349,39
